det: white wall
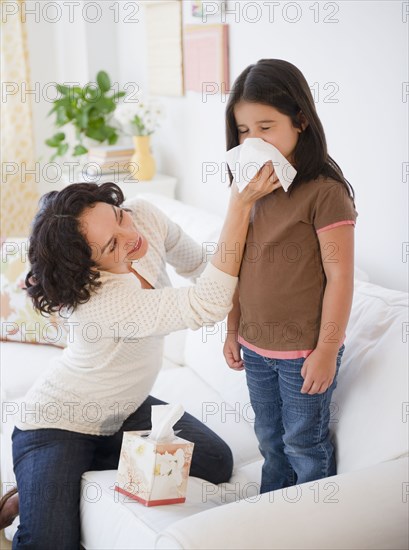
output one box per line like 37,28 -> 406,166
25,1 -> 408,291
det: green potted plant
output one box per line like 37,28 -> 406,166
45,70 -> 126,161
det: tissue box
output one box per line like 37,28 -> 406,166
115,430 -> 195,506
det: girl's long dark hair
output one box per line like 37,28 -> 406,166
25,182 -> 125,317
226,59 -> 355,201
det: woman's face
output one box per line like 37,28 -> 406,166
233,101 -> 303,162
79,202 -> 148,274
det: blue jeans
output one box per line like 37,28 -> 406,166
242,344 -> 345,494
11,395 -> 233,549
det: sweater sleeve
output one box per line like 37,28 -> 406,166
72,263 -> 237,340
164,219 -> 207,280
126,198 -> 207,281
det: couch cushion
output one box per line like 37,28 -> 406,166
332,279 -> 408,473
80,467 -> 250,550
0,341 -> 62,401
1,239 -> 68,348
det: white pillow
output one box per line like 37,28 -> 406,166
333,280 -> 408,472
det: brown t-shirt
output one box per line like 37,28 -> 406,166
238,176 -> 358,357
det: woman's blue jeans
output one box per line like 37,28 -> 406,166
242,344 -> 345,494
11,395 -> 233,549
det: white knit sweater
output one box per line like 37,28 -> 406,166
15,199 -> 237,435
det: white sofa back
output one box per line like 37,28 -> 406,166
136,194 -> 409,476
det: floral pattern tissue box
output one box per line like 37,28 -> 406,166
115,430 -> 195,506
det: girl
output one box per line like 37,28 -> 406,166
3,172 -> 281,547
223,59 -> 358,494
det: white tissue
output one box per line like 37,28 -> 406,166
149,404 -> 184,442
225,138 -> 297,193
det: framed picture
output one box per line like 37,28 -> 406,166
183,24 -> 229,94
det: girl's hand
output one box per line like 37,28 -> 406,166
231,161 -> 281,208
300,348 -> 338,395
223,333 -> 244,371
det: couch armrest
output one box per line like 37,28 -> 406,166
155,457 -> 409,550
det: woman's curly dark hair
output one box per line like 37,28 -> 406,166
25,182 -> 126,317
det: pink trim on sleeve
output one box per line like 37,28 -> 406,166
316,220 -> 355,234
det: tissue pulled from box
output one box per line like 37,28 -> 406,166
226,138 -> 297,192
149,403 -> 184,442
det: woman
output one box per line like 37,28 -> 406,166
1,164 -> 281,548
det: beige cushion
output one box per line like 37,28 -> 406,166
1,238 -> 67,347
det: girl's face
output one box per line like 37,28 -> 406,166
233,101 -> 303,162
79,202 -> 148,274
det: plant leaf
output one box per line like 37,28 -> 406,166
110,91 -> 126,101
75,110 -> 89,130
73,144 -> 88,156
91,97 -> 115,114
57,143 -> 69,156
56,84 -> 70,95
45,132 -> 66,147
85,126 -> 106,142
45,138 -> 58,148
54,104 -> 72,126
97,71 -> 111,93
83,85 -> 100,102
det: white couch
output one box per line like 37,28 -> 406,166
1,193 -> 408,549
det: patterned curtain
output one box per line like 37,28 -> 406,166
1,0 -> 39,238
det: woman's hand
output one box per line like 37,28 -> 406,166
223,333 -> 244,371
231,161 -> 282,208
300,348 -> 338,395
211,162 -> 280,277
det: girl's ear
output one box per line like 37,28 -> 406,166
297,111 -> 309,132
